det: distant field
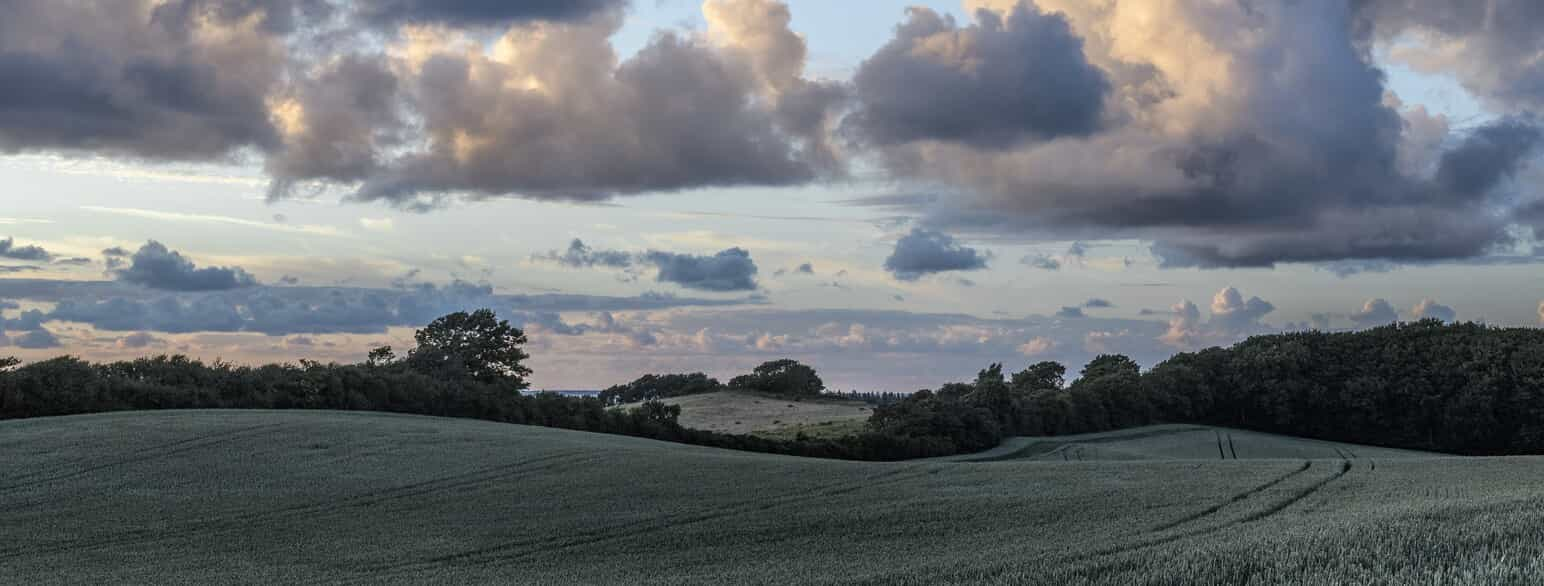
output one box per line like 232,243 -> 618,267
3,411 -> 1541,584
621,391 -> 872,437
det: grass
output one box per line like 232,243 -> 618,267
751,417 -> 871,441
620,390 -> 872,436
1,411 -> 1539,584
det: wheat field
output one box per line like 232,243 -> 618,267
1,411 -> 1539,585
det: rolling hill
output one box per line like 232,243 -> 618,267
620,391 -> 873,438
2,410 -> 1540,584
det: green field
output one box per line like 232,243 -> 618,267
3,411 -> 1542,584
958,424 -> 1437,462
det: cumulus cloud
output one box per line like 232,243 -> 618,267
0,0 -> 303,160
1208,287 -> 1276,335
871,1 -> 1544,268
1160,287 -> 1277,348
1351,299 -> 1400,328
847,2 -> 1106,149
642,248 -> 759,292
0,0 -> 842,205
1084,298 -> 1114,309
348,0 -> 841,204
0,238 -> 51,261
114,241 -> 258,292
1018,336 -> 1056,357
1412,299 -> 1457,322
884,228 -> 990,281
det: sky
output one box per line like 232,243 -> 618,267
1,0 -> 1542,391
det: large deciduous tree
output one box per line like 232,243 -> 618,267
406,309 -> 531,388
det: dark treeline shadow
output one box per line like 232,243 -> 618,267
4,317 -> 1543,459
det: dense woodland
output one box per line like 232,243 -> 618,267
6,313 -> 1544,458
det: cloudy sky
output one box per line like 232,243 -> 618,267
1,0 -> 1541,391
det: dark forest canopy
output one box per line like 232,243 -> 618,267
7,316 -> 1544,458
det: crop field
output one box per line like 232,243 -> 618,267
3,411 -> 1543,584
621,391 -> 873,436
961,424 -> 1437,462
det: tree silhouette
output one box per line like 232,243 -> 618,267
406,309 -> 531,388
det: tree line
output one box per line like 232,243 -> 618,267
8,312 -> 1544,458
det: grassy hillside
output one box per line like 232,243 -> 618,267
2,411 -> 1540,584
621,391 -> 872,438
961,424 -> 1438,462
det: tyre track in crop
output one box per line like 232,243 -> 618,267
353,464 -> 937,583
0,450 -> 594,562
0,423 -> 287,494
1238,459 -> 1351,524
1076,459 -> 1352,561
903,458 -> 1355,585
1147,460 -> 1312,532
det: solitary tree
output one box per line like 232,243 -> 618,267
406,309 -> 532,388
729,359 -> 824,397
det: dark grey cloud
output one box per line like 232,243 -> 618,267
1434,120 -> 1542,198
847,3 -> 1106,149
355,0 -> 624,27
868,2 -> 1544,269
265,54 -> 403,198
642,248 -> 759,292
537,239 -> 760,292
1021,254 -> 1060,271
0,266 -> 41,274
796,262 -> 814,274
113,241 -> 258,292
0,237 -> 51,261
116,332 -> 166,349
1055,306 -> 1085,319
53,257 -> 93,266
0,0 -> 840,205
11,277 -> 757,336
535,239 -> 634,269
1084,298 -> 1114,309
884,228 -> 990,281
0,0 -> 295,160
12,328 -> 61,349
1360,0 -> 1544,113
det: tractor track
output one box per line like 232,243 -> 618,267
0,423 -> 287,495
0,450 -> 594,561
1148,460 -> 1312,532
889,457 -> 1355,585
344,464 -> 937,584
